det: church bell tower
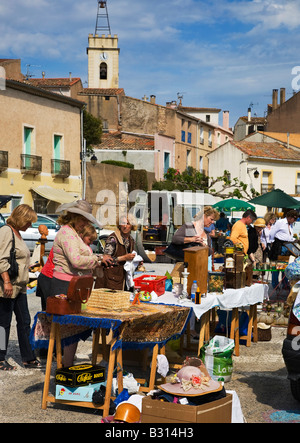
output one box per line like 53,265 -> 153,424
87,0 -> 120,89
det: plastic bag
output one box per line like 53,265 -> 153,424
200,335 -> 234,382
285,257 -> 300,283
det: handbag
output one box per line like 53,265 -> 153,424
2,226 -> 19,281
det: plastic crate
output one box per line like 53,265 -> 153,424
133,274 -> 167,296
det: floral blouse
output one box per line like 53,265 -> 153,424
53,225 -> 99,280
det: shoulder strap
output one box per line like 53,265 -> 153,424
6,225 -> 16,251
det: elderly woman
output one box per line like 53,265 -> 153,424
165,206 -> 218,260
0,204 -> 40,370
247,218 -> 266,267
95,214 -> 137,290
50,200 -> 103,367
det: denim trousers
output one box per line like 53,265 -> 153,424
0,291 -> 36,362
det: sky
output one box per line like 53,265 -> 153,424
1,0 -> 300,127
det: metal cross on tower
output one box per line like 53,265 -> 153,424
95,0 -> 111,34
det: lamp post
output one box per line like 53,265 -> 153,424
247,167 -> 259,178
80,139 -> 98,199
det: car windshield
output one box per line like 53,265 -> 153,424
31,216 -> 57,230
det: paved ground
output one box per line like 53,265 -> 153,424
1,263 -> 300,423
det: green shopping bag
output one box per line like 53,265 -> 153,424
200,335 -> 234,382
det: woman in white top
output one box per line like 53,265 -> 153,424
261,212 -> 276,260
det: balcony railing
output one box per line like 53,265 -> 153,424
0,150 -> 8,172
51,159 -> 70,178
20,154 -> 42,175
261,183 -> 275,194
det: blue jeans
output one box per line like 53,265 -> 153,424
0,291 -> 36,362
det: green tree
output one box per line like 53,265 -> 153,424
83,109 -> 102,155
152,167 -> 259,200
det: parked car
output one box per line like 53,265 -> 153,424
2,213 -> 60,252
282,282 -> 300,401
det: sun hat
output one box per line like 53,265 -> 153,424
159,365 -> 222,397
253,218 -> 266,228
55,200 -> 102,228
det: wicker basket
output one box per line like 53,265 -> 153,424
257,323 -> 272,341
87,288 -> 131,310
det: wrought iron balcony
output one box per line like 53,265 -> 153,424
20,154 -> 42,175
51,159 -> 70,178
261,183 -> 275,194
0,150 -> 8,172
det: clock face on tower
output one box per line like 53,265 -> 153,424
100,52 -> 108,61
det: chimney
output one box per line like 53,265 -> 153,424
150,95 -> 156,104
166,100 -> 177,109
69,72 -> 72,81
280,88 -> 286,105
223,110 -> 229,130
272,89 -> 278,111
42,71 -> 45,79
247,107 -> 251,122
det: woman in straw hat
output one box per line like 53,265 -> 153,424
247,217 -> 266,268
50,200 -> 105,366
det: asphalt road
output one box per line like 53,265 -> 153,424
1,262 -> 300,423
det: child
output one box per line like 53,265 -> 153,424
80,224 -> 98,249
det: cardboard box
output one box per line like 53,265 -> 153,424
55,363 -> 105,387
142,394 -> 232,423
55,382 -> 106,402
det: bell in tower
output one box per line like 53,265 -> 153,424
95,0 -> 111,35
87,0 -> 120,89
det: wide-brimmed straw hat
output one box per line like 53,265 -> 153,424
56,200 -> 102,228
159,365 -> 222,397
253,218 -> 266,228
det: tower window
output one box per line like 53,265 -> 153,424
100,62 -> 107,80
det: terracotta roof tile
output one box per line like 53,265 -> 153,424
26,78 -> 82,87
232,141 -> 300,160
239,116 -> 266,124
79,88 -> 125,96
259,131 -> 300,149
93,132 -> 154,151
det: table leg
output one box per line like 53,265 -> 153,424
230,308 -> 240,357
103,338 -> 117,417
148,344 -> 159,391
198,311 -> 210,356
41,319 -> 56,410
252,304 -> 258,343
92,328 -> 100,365
249,304 -> 258,344
116,346 -> 123,395
55,324 -> 62,369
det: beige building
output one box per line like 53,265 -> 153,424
207,140 -> 300,207
0,78 -> 84,213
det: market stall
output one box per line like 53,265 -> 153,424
31,301 -> 192,417
151,283 -> 268,356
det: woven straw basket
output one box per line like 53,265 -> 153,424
87,288 -> 131,310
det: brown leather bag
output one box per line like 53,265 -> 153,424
46,275 -> 94,315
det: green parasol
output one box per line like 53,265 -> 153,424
213,198 -> 255,212
248,189 -> 300,209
